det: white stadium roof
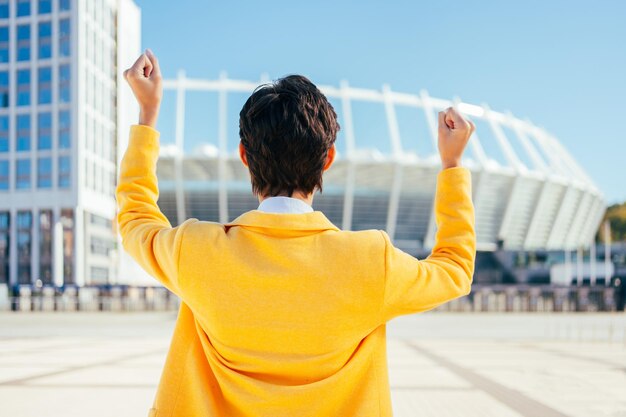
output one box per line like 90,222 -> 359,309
154,74 -> 605,253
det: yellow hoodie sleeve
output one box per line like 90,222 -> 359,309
380,166 -> 476,322
115,125 -> 197,296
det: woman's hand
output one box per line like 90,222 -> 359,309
437,107 -> 475,169
123,49 -> 162,128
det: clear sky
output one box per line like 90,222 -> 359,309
133,0 -> 626,204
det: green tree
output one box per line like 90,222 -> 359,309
597,202 -> 626,242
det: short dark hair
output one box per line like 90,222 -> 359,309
239,75 -> 340,198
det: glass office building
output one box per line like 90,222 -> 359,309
0,0 -> 140,287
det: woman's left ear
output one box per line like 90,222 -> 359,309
323,145 -> 336,171
239,142 -> 249,168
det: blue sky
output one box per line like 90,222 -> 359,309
133,0 -> 626,204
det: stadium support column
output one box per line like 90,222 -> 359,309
604,220 -> 611,286
498,175 -> 522,248
420,90 -> 439,248
579,198 -> 605,250
53,206 -> 63,287
453,97 -> 491,247
487,103 -> 524,250
482,104 -> 528,248
523,180 -> 551,249
576,246 -> 583,286
546,133 -> 596,188
590,239 -> 597,285
75,208 -> 85,286
383,84 -> 402,241
340,80 -> 356,231
218,72 -> 229,224
386,164 -> 402,241
484,104 -> 524,170
565,193 -> 593,250
419,90 -> 438,152
536,130 -> 605,250
547,185 -> 578,249
564,249 -> 572,285
533,129 -> 572,180
509,112 -> 554,249
484,103 -> 528,248
31,208 -> 39,285
508,112 -> 549,173
8,208 -> 16,286
174,70 -> 187,226
461,100 -> 488,167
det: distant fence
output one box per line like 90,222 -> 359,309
437,284 -> 621,313
0,283 -> 623,313
0,285 -> 181,312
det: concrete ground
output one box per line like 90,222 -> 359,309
1,312 -> 625,417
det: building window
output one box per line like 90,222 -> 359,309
0,115 -> 8,152
38,67 -> 52,104
0,1 -> 8,19
39,209 -> 53,285
59,64 -> 70,103
90,213 -> 111,229
38,21 -> 52,59
108,171 -> 114,195
109,130 -> 116,162
59,110 -> 70,148
37,157 -> 51,188
17,0 -> 30,17
96,78 -> 103,113
59,19 -> 70,57
16,114 -> 30,151
0,26 -> 8,63
95,164 -> 101,193
16,158 -> 30,189
85,159 -> 92,190
108,8 -> 116,40
84,117 -> 90,152
39,0 -> 51,14
0,160 -> 8,190
17,210 -> 32,285
0,211 -> 9,284
85,71 -> 93,109
86,28 -> 94,70
58,155 -> 70,188
60,0 -> 71,11
102,128 -> 109,162
0,71 -> 7,108
90,266 -> 109,284
94,121 -> 101,156
17,70 -> 30,106
60,208 -> 74,285
37,112 -> 51,149
90,236 -> 111,256
17,24 -> 30,61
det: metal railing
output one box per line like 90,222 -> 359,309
1,283 -> 623,313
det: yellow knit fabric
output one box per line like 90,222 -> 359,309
116,124 -> 476,417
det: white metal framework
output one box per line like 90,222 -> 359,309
157,75 -> 605,252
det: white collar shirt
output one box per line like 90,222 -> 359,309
257,196 -> 314,214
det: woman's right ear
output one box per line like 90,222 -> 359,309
323,144 -> 336,171
239,142 -> 249,168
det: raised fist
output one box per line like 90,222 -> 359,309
123,49 -> 162,128
437,107 -> 475,169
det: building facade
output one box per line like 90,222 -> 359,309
0,0 -> 140,288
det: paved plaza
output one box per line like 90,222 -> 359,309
1,312 -> 625,417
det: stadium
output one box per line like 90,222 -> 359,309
145,74 -> 606,285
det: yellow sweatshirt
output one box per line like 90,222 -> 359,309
116,124 -> 476,417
